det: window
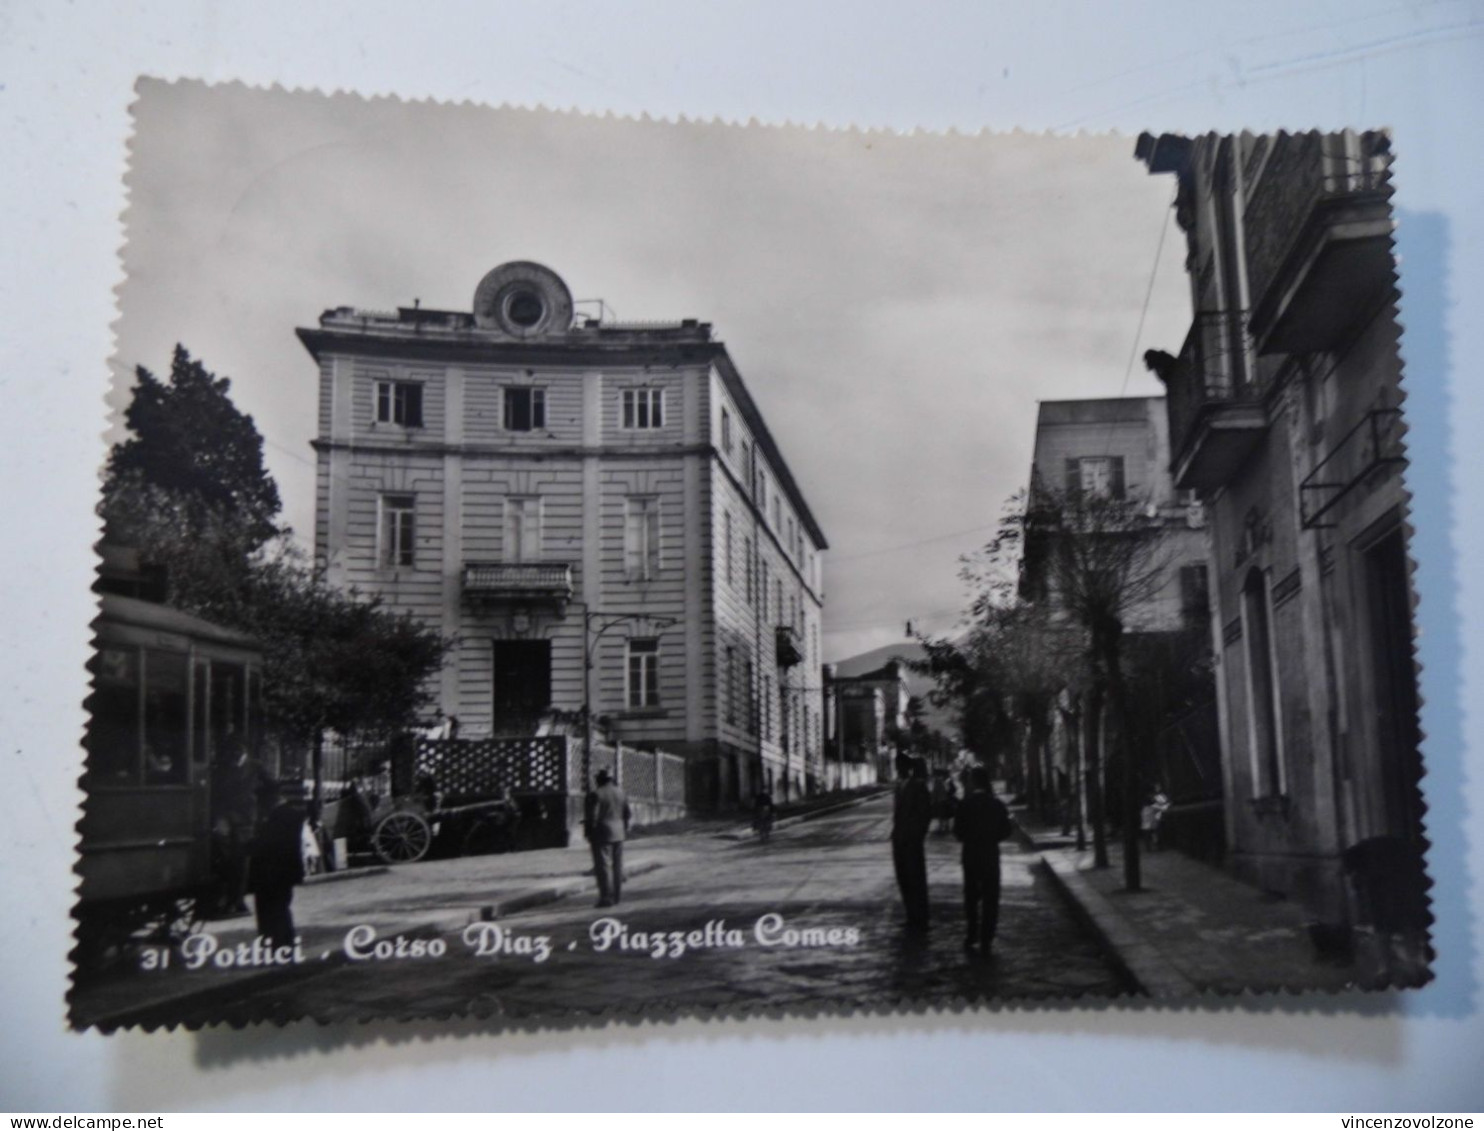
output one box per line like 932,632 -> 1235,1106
375,381 -> 424,427
725,645 -> 737,726
1065,455 -> 1126,499
744,537 -> 755,605
721,407 -> 733,453
725,511 -> 734,587
503,387 -> 546,432
1180,563 -> 1211,627
380,494 -> 416,567
744,657 -> 757,734
622,387 -> 664,429
627,639 -> 660,709
771,495 -> 781,532
624,496 -> 660,580
504,497 -> 541,563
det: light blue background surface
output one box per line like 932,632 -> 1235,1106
1,0 -> 1480,1112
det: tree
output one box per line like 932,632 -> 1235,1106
105,346 -> 282,544
1018,484 -> 1169,886
920,485 -> 1170,889
100,346 -> 451,763
915,599 -> 1080,801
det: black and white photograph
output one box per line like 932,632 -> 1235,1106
69,82 -> 1431,1030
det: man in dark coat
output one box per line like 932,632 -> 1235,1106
210,735 -> 274,916
584,769 -> 632,908
249,781 -> 306,949
953,766 -> 1013,955
891,754 -> 933,933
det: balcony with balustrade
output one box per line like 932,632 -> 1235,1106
775,625 -> 804,668
462,561 -> 574,609
1152,310 -> 1268,493
1244,131 -> 1393,356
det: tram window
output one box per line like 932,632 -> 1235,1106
246,667 -> 263,759
210,661 -> 245,765
143,649 -> 189,783
87,647 -> 140,783
192,659 -> 210,764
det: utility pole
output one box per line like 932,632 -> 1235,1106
581,606 -> 677,790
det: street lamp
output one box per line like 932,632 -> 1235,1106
580,607 -> 678,790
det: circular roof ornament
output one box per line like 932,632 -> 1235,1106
472,262 -> 574,338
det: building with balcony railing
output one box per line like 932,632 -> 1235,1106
300,261 -> 829,808
1137,132 -> 1423,940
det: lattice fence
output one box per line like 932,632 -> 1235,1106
658,751 -> 686,804
415,736 -> 569,803
621,746 -> 657,799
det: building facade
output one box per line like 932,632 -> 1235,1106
300,262 -> 828,808
828,659 -> 910,785
1018,397 -> 1217,841
1026,397 -> 1212,634
1138,131 -> 1422,926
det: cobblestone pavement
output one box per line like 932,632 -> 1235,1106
103,795 -> 1131,1026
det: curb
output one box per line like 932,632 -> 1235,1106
1037,850 -> 1197,999
305,865 -> 390,886
718,789 -> 889,841
78,860 -> 667,1029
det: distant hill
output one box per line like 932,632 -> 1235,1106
830,640 -> 958,740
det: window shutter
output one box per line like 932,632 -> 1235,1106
1111,456 -> 1126,499
1065,459 -> 1080,494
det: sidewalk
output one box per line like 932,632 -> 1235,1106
72,831 -> 698,1028
1023,821 -> 1369,997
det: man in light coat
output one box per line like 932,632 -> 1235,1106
584,769 -> 633,907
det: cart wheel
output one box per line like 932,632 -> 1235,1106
372,811 -> 432,864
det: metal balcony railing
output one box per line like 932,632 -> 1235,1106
462,561 -> 574,601
775,625 -> 804,668
1165,309 -> 1255,462
1244,130 -> 1391,322
1299,408 -> 1406,529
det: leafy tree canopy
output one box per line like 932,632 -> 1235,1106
100,346 -> 451,743
106,345 -> 282,551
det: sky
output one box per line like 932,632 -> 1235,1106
111,81 -> 1193,661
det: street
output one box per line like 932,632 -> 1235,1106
91,794 -> 1131,1027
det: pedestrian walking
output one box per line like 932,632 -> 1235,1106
953,766 -> 1013,957
584,769 -> 632,908
753,785 -> 776,843
249,781 -> 306,950
1141,785 -> 1170,852
891,754 -> 933,933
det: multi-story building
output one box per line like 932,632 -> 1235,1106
1018,396 -> 1218,847
1026,397 -> 1211,633
298,261 -> 828,808
1137,131 -> 1423,932
828,659 -> 910,785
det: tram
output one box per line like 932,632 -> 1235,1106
75,592 -> 265,962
